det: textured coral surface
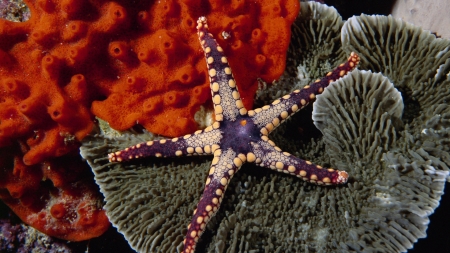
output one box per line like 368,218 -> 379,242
0,0 -> 299,242
0,215 -> 78,252
0,145 -> 109,241
1,0 -> 299,143
0,201 -> 136,253
92,0 -> 299,136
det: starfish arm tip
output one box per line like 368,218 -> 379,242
337,170 -> 349,184
108,152 -> 120,162
196,16 -> 208,32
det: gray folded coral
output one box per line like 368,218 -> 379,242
80,2 -> 450,252
312,70 -> 404,168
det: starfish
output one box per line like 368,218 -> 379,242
108,17 -> 359,253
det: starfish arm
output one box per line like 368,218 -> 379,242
183,148 -> 243,253
108,128 -> 222,162
251,138 -> 348,185
197,16 -> 247,122
249,52 -> 360,135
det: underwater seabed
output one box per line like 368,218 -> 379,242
1,0 -> 450,252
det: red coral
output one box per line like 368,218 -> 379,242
0,146 -> 109,241
0,0 -> 299,241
